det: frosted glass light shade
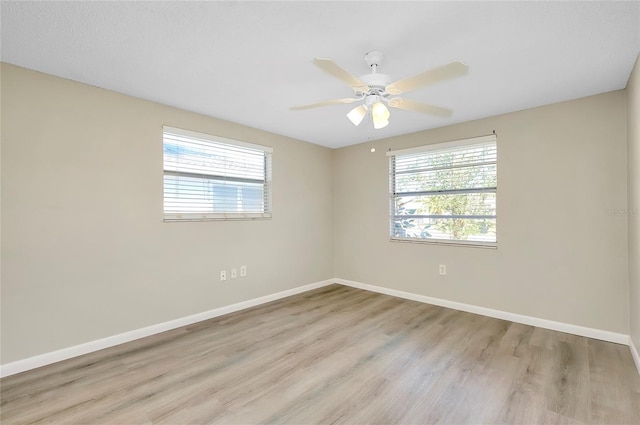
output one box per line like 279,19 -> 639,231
347,105 -> 368,126
373,118 -> 389,129
371,102 -> 390,129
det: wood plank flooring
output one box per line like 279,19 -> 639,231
1,284 -> 639,424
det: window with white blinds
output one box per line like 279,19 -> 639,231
163,126 -> 272,221
388,134 -> 497,246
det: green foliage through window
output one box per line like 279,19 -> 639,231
389,135 -> 497,244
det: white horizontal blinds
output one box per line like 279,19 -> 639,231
163,127 -> 272,221
389,135 -> 497,244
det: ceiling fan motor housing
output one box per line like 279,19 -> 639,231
357,73 -> 391,96
358,51 -> 391,97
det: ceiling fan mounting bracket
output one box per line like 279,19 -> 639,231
364,50 -> 384,68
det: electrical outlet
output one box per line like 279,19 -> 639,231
220,270 -> 227,281
231,268 -> 237,279
240,265 -> 247,277
439,264 -> 447,275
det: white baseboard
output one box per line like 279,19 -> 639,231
630,337 -> 640,376
334,278 -> 630,345
0,279 -> 334,378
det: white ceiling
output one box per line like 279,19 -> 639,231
1,1 -> 639,149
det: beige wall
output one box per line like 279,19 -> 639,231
628,54 -> 640,349
1,61 -> 633,366
0,63 -> 334,363
333,91 -> 629,333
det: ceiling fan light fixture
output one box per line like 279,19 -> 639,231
371,101 -> 390,129
373,117 -> 389,129
372,101 -> 390,120
347,104 -> 368,126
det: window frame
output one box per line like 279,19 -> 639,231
162,126 -> 273,222
387,134 -> 497,248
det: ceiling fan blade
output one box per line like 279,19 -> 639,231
388,98 -> 453,117
290,98 -> 361,110
313,58 -> 369,92
386,61 -> 468,95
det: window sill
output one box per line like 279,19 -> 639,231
390,237 -> 497,249
164,213 -> 272,222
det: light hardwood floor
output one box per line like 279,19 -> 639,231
1,284 -> 639,424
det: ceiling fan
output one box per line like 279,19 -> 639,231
291,51 -> 468,129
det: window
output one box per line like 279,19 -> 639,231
163,126 -> 272,221
388,134 -> 497,246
